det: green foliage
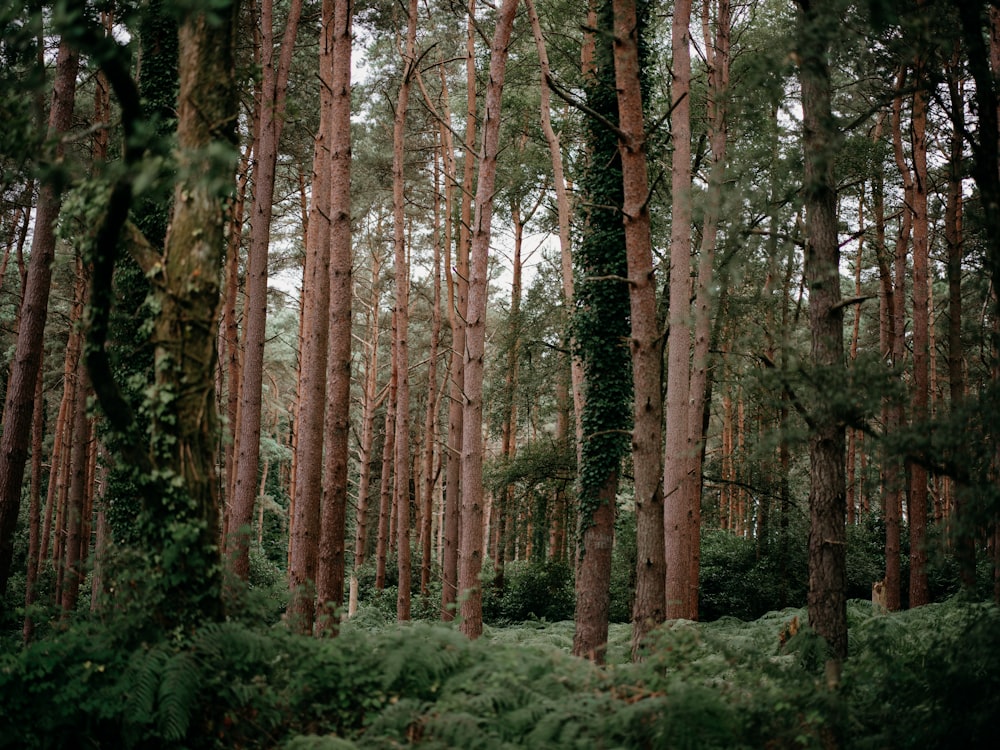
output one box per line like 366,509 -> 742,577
482,560 -> 575,625
3,598 -> 1000,748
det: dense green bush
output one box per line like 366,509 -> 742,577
4,597 -> 997,748
482,559 -> 576,624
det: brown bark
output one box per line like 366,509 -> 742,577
611,0 -> 666,655
458,0 -> 519,639
909,48 -> 931,607
421,150 -> 443,596
22,364 -> 45,642
350,243 -> 385,614
945,54 -> 975,588
664,0 -> 695,621
684,0 -> 731,617
375,332 -> 397,591
286,0 -> 335,631
60,357 -> 91,615
573,476 -> 617,662
797,0 -> 848,664
229,0 -> 303,580
316,0 -> 353,632
0,38 -> 79,595
442,0 -> 476,621
391,0 -> 419,623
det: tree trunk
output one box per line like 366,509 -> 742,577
229,0 -> 303,580
664,0 -> 695,621
572,0 -> 631,662
797,0 -> 848,666
421,151 -> 443,597
442,0 -> 477,622
0,38 -> 79,595
316,0 -> 353,633
287,0 -> 335,632
909,45 -> 931,607
458,0 -> 519,639
375,334 -> 397,591
611,0 -> 665,656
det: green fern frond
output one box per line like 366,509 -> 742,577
157,649 -> 200,740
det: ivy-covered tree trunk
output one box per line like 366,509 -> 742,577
572,0 -> 632,663
0,37 -> 79,596
146,0 -> 241,623
458,0 -> 519,639
797,0 -> 848,666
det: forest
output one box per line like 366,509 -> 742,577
1,0 -> 999,747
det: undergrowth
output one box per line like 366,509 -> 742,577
1,598 -> 997,748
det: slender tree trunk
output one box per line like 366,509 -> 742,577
0,38 -> 79,595
375,337 -> 397,591
664,0 -> 695,621
229,0 -> 303,579
316,0 -> 353,632
391,0 -> 419,623
909,41 -> 931,607
525,0 -> 585,458
287,0 -> 335,632
797,0 -> 848,667
611,0 -> 665,655
421,152 -> 443,596
945,54 -> 975,588
442,0 -> 477,621
350,244 -> 384,614
458,0 -> 519,639
22,365 -> 45,642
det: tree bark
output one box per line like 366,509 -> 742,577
664,0 -> 696,621
797,0 -> 848,665
229,0 -> 303,580
316,0 -> 353,632
458,0 -> 519,639
908,41 -> 931,607
0,38 -> 79,595
287,0 -> 335,632
442,0 -> 477,621
611,0 -> 666,656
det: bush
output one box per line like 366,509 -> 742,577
483,559 -> 575,624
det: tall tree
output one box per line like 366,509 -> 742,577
458,0 -> 520,639
572,0 -> 632,662
796,0 -> 848,666
287,0 -> 335,631
229,0 -> 303,580
664,0 -> 696,621
611,0 -> 665,655
391,0 -> 418,623
442,0 -> 476,622
0,35 -> 79,596
316,0 -> 354,630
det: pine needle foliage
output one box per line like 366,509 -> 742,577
1,599 -> 998,748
